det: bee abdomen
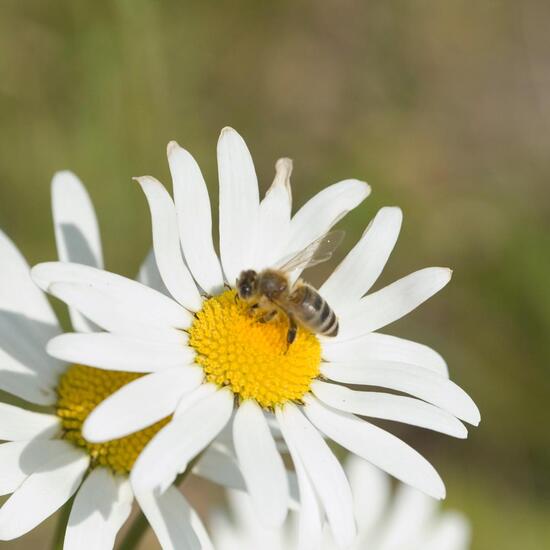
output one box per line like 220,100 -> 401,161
293,285 -> 338,337
318,302 -> 339,336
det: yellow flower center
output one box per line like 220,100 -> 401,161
57,365 -> 169,474
189,290 -> 321,408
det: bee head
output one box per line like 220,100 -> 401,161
236,270 -> 258,300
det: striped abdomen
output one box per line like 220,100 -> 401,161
288,283 -> 339,337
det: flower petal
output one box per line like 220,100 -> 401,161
135,487 -> 202,550
217,127 -> 260,284
51,171 -> 103,332
191,443 -> 246,491
337,267 -> 452,340
276,403 -> 355,549
0,404 -> 59,441
311,381 -> 467,438
0,231 -> 60,338
32,262 -> 192,332
304,395 -> 446,499
47,333 -> 193,373
0,442 -> 33,496
321,361 -> 480,425
374,484 -> 437,548
285,179 -> 370,269
320,207 -> 402,313
64,467 -> 133,550
253,158 -> 293,270
0,440 -> 84,498
0,441 -> 89,540
83,366 -> 204,442
136,176 -> 202,311
233,400 -> 288,527
168,141 -> 224,295
137,249 -> 169,296
131,387 -> 234,494
322,332 -> 448,376
344,455 -> 390,534
424,511 -> 471,550
0,232 -> 63,402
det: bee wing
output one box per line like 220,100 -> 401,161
276,230 -> 345,274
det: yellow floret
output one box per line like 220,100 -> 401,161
189,290 -> 321,409
57,365 -> 169,474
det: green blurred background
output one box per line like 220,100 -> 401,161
1,1 -> 550,548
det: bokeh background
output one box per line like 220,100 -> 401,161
1,1 -> 550,548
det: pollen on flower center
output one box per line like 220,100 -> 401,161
189,290 -> 321,408
57,365 -> 169,474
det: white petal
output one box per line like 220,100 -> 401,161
131,388 -> 234,494
253,158 -> 293,270
0,440 -> 79,497
0,231 -> 60,338
0,441 -> 89,540
83,366 -> 204,442
0,442 -> 33,496
0,232 -> 63,402
32,262 -> 192,332
192,443 -> 245,491
233,400 -> 288,527
168,141 -> 224,295
137,248 -> 170,296
276,403 -> 355,549
0,404 -> 59,441
0,369 -> 57,407
303,395 -> 446,499
47,333 -> 194,373
375,484 -> 437,548
311,381 -> 467,438
189,506 -> 214,550
320,207 -> 402,313
64,468 -> 133,550
51,171 -> 103,332
48,282 -> 184,344
344,455 -> 390,534
321,361 -> 480,425
217,490 -> 284,550
424,511 -> 471,550
293,455 -> 323,550
217,127 -> 260,283
277,429 -> 323,550
322,332 -> 448,376
285,179 -> 370,267
135,487 -> 202,550
136,176 -> 202,311
338,267 -> 452,340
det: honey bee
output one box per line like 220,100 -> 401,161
236,230 -> 345,346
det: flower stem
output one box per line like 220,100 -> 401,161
51,496 -> 74,550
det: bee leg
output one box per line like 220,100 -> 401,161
259,309 -> 277,323
247,303 -> 260,316
286,315 -> 298,347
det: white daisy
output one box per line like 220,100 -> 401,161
211,455 -> 471,550
0,173 -> 211,548
34,128 -> 480,549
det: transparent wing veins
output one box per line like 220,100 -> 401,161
276,230 -> 345,273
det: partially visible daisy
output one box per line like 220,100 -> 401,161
0,174 -> 211,548
211,455 -> 471,550
35,128 -> 480,549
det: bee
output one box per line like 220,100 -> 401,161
236,230 -> 345,346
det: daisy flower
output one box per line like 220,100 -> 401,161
34,128 -> 480,549
0,174 -> 210,548
211,455 -> 471,550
